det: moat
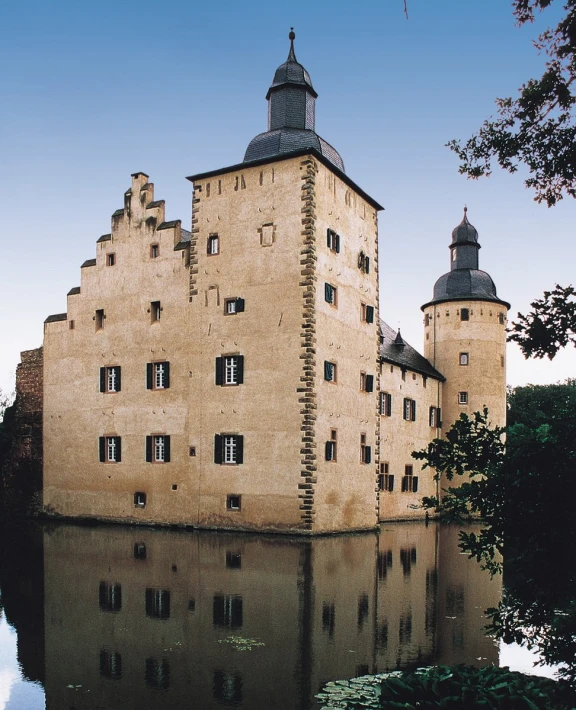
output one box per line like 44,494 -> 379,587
0,520 -> 542,709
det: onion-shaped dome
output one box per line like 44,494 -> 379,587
451,207 -> 479,245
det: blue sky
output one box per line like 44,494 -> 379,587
1,0 -> 574,394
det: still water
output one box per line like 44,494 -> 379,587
0,521 -> 502,709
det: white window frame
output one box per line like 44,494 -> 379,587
107,437 -> 117,462
154,435 -> 165,462
208,235 -> 219,255
226,299 -> 237,315
459,352 -> 469,366
154,362 -> 166,389
224,356 -> 238,385
107,367 -> 118,393
223,436 -> 237,464
459,391 -> 469,405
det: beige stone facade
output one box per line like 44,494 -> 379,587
33,38 -> 509,533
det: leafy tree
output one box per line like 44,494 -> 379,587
0,388 -> 14,421
447,0 -> 576,206
413,382 -> 576,681
509,284 -> 576,359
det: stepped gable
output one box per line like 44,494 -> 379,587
379,320 -> 444,380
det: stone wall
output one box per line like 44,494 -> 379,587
0,347 -> 43,515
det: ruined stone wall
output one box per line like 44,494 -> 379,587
0,347 -> 43,515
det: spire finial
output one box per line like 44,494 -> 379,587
287,27 -> 297,62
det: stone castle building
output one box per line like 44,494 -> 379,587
24,33 -> 509,533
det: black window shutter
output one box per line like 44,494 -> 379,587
164,436 -> 171,463
235,298 -> 245,313
327,229 -> 332,248
324,283 -> 331,302
412,476 -> 419,493
389,475 -> 394,492
145,436 -> 152,463
401,476 -> 408,492
365,375 -> 374,393
116,367 -> 121,392
325,441 -> 332,461
387,393 -> 392,416
214,434 -> 223,464
215,357 -> 223,386
437,408 -> 442,427
164,362 -> 170,389
116,437 -> 122,463
237,356 -> 244,384
365,256 -> 370,274
236,435 -> 244,464
365,446 -> 372,465
411,400 -> 417,421
324,361 -> 331,381
403,398 -> 409,420
99,437 -> 105,462
335,233 -> 340,253
366,306 -> 374,323
100,367 -> 106,393
146,363 -> 153,390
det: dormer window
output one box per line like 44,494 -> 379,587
452,249 -> 457,262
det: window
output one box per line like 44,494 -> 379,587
150,244 -> 159,259
100,366 -> 121,393
99,436 -> 121,463
460,308 -> 470,321
145,588 -> 171,620
360,433 -> 371,464
134,543 -> 147,560
459,352 -> 469,366
378,463 -> 394,492
107,253 -> 115,267
425,313 -> 430,326
147,361 -> 170,390
215,355 -> 244,386
327,228 -> 340,253
224,297 -> 245,315
459,391 -> 469,405
361,303 -> 375,323
403,398 -> 416,421
134,491 -> 146,507
322,602 -> 336,637
358,251 -> 370,274
214,434 -> 244,465
145,658 -> 170,690
452,248 -> 457,262
146,435 -> 171,463
324,360 -> 337,383
99,582 -> 122,613
360,372 -> 374,393
325,429 -> 337,462
69,320 -> 75,330
324,282 -> 337,306
401,465 -> 419,493
499,312 -> 505,325
429,406 -> 442,428
150,300 -> 161,323
213,595 -> 243,628
95,309 -> 105,330
207,234 -> 219,255
213,671 -> 243,705
379,392 -> 392,416
100,650 -> 122,680
226,551 -> 242,569
227,494 -> 242,511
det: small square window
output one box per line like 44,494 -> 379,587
459,391 -> 469,405
189,446 -> 196,457
460,308 -> 470,321
327,229 -> 340,253
134,492 -> 146,507
134,543 -> 147,560
498,312 -> 505,325
227,495 -> 241,511
150,244 -> 159,259
69,320 -> 75,330
171,484 -> 178,491
224,298 -> 245,315
207,235 -> 219,255
107,253 -> 116,267
150,301 -> 161,323
459,352 -> 469,366
226,552 -> 242,569
95,309 -> 105,331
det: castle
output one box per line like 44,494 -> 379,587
31,32 -> 509,533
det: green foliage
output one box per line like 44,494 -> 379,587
376,665 -> 574,709
0,387 -> 14,422
447,0 -> 576,206
509,285 -> 576,359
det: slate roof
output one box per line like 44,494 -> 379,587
96,234 -> 111,243
174,228 -> 191,251
426,269 -> 510,308
44,313 -> 67,324
379,320 -> 444,381
67,287 -> 81,296
81,258 -> 96,268
157,220 -> 181,231
244,129 -> 345,172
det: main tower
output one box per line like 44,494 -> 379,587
421,209 -> 510,433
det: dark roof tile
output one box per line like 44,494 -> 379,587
379,320 -> 444,381
96,234 -> 111,243
157,220 -> 181,231
67,287 -> 81,296
81,258 -> 96,268
44,313 -> 67,324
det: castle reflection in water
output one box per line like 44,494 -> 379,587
0,521 -> 500,709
